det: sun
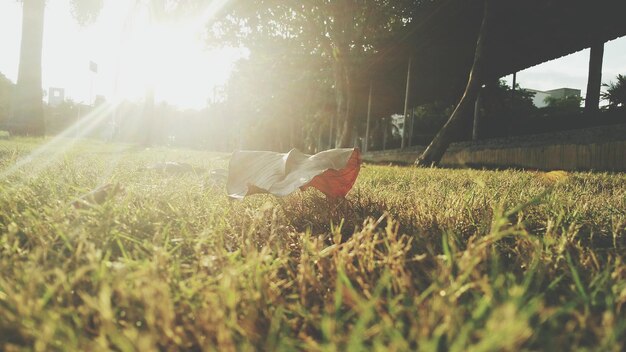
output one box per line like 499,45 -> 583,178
0,0 -> 240,109
115,20 -> 239,109
109,3 -> 242,109
23,0 -> 241,110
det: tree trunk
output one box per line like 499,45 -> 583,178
12,0 -> 46,136
338,76 -> 355,148
333,56 -> 355,148
364,80 -> 372,153
416,0 -> 492,166
472,90 -> 482,141
328,113 -> 334,149
141,88 -> 155,146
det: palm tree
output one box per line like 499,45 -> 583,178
11,0 -> 103,136
601,74 -> 626,109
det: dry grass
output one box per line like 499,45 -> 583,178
0,138 -> 625,351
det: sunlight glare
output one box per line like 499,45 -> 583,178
111,0 -> 238,109
0,0 -> 239,185
0,102 -> 118,181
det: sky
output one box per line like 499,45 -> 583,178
1,1 -> 626,110
502,37 -> 626,97
0,0 -> 242,110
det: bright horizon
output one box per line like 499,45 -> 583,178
0,0 -> 245,110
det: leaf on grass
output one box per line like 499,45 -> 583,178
71,183 -> 124,209
536,170 -> 569,185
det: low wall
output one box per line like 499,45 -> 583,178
363,124 -> 626,171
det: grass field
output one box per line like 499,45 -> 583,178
1,138 -> 625,351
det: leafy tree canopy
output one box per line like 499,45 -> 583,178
207,0 -> 438,147
69,0 -> 104,25
208,0 -> 432,55
483,80 -> 537,120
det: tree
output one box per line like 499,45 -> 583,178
543,95 -> 583,112
0,73 -> 15,128
482,80 -> 537,119
409,102 -> 454,145
601,74 -> 626,109
11,0 -> 103,136
416,0 -> 492,166
207,0 -> 430,148
475,80 -> 537,138
222,41 -> 335,152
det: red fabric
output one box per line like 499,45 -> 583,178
301,149 -> 361,198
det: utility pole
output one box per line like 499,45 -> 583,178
401,56 -> 412,149
364,81 -> 373,153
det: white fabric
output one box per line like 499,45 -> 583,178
227,148 -> 359,199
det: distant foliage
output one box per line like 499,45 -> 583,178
69,0 -> 104,25
223,46 -> 335,152
601,74 -> 626,109
483,80 -> 537,120
0,72 -> 15,127
44,100 -> 80,134
410,102 -> 455,145
476,80 -> 537,139
543,95 -> 583,112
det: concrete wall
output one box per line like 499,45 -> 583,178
363,125 -> 626,171
546,88 -> 581,100
440,141 -> 626,171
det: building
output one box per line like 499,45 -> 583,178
390,114 -> 405,138
48,87 -> 65,107
527,88 -> 581,108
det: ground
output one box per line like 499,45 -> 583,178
0,138 -> 625,351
